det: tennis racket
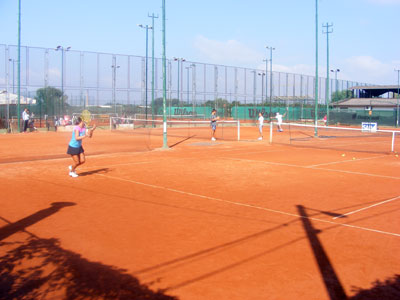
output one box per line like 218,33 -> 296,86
81,109 -> 91,126
81,109 -> 96,137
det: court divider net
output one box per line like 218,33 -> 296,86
110,117 -> 240,142
269,122 -> 398,154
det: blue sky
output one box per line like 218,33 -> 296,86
1,0 -> 399,85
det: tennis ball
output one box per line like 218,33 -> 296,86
341,154 -> 346,157
396,154 -> 399,157
352,157 -> 356,160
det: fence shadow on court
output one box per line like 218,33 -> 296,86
297,204 -> 400,300
0,202 -> 76,241
297,205 -> 348,300
0,202 -> 177,300
0,237 -> 178,300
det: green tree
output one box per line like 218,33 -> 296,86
204,98 -> 230,108
34,86 -> 64,116
331,90 -> 353,102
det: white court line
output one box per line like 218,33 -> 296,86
333,196 -> 400,220
306,155 -> 387,168
215,149 -> 287,155
225,157 -> 301,168
96,173 -> 400,237
315,167 -> 400,180
0,150 -> 150,166
89,161 -> 154,169
224,157 -> 400,180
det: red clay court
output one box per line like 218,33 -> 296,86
0,125 -> 399,300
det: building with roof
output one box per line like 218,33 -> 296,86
332,85 -> 399,110
329,85 -> 400,127
0,91 -> 36,105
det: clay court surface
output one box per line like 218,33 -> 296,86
0,127 -> 399,300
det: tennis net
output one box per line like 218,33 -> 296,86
269,122 -> 399,154
110,117 -> 240,143
133,114 -> 206,120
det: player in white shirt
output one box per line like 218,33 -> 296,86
275,111 -> 286,132
257,112 -> 264,140
22,108 -> 30,132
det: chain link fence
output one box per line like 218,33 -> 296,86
1,44 -> 371,131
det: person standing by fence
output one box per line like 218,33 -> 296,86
22,108 -> 30,133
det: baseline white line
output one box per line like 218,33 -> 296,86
0,150 -> 151,166
223,157 -> 400,180
96,173 -> 400,237
333,196 -> 400,220
306,155 -> 387,168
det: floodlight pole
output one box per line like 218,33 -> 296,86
6,63 -> 10,132
323,22 -> 333,126
263,58 -> 268,110
138,24 -> 152,120
331,69 -> 340,97
266,46 -> 275,121
186,66 -> 190,104
9,59 -> 16,93
314,0 -> 319,137
149,13 -> 158,121
56,46 -> 71,117
251,70 -> 257,115
190,64 -> 196,117
17,0 -> 21,132
61,48 -> 65,116
258,72 -> 265,107
111,57 -> 120,114
396,69 -> 400,127
162,0 -> 168,148
173,57 -> 185,104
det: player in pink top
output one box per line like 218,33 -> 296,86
66,117 -> 96,178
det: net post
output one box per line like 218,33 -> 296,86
237,120 -> 240,141
110,117 -> 112,131
269,121 -> 273,144
392,131 -> 395,152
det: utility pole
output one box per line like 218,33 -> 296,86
148,13 -> 159,121
323,22 -> 333,126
